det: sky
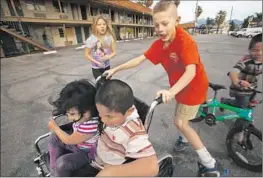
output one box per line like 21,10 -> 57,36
149,1 -> 262,23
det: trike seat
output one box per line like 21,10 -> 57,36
209,82 -> 226,91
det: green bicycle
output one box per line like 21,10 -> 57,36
191,82 -> 262,173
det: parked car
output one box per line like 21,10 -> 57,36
234,28 -> 248,38
234,27 -> 262,38
243,28 -> 262,38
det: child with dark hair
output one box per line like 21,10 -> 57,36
47,79 -> 101,177
91,79 -> 159,176
223,33 -> 262,108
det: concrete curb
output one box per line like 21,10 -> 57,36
43,50 -> 57,55
75,45 -> 86,50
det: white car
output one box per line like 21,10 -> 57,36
243,29 -> 262,38
234,28 -> 248,38
235,27 -> 262,38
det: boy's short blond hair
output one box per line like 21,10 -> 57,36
153,0 -> 178,18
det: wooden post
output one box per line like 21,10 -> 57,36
142,13 -> 145,39
58,0 -> 68,45
10,0 -> 30,52
88,3 -> 91,16
124,26 -> 127,40
109,6 -> 111,21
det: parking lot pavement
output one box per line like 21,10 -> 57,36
1,34 -> 262,176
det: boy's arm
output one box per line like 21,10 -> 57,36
105,55 -> 146,78
229,68 -> 241,86
169,64 -> 196,96
96,155 -> 159,177
105,40 -> 161,78
229,57 -> 250,87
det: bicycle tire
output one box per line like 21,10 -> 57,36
190,102 -> 208,123
226,124 -> 262,172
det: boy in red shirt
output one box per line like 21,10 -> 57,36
105,1 -> 223,176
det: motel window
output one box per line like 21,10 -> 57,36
25,0 -> 46,11
102,9 -> 108,15
91,7 -> 98,16
58,27 -> 64,38
52,1 -> 68,13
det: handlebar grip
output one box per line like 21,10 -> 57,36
52,114 -> 63,120
155,96 -> 163,104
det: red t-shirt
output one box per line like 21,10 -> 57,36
144,27 -> 208,105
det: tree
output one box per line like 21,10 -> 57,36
206,17 -> 215,33
242,15 -> 253,28
215,10 -> 227,34
229,20 -> 236,31
196,5 -> 203,19
137,0 -> 180,7
136,0 -> 153,7
254,12 -> 262,21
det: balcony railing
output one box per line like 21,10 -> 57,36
1,14 -> 153,26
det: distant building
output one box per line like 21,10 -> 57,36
248,20 -> 262,28
0,0 -> 196,58
0,0 -> 154,57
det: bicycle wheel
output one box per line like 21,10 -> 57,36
190,102 -> 208,123
226,123 -> 262,172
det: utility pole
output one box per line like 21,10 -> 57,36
194,0 -> 198,34
228,6 -> 233,35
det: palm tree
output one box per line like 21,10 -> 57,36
137,0 -> 153,7
215,10 -> 227,34
254,12 -> 262,21
196,5 -> 203,19
137,0 -> 180,7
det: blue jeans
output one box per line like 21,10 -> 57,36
43,39 -> 52,49
222,94 -> 251,108
48,133 -> 91,177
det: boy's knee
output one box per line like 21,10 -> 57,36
174,118 -> 189,130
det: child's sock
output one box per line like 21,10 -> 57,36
196,147 -> 216,168
179,132 -> 189,143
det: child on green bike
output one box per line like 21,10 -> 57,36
222,33 -> 262,108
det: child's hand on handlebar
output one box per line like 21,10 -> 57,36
48,119 -> 59,131
103,68 -> 117,79
239,80 -> 251,88
156,90 -> 175,104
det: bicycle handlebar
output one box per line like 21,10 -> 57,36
155,96 -> 163,105
250,88 -> 262,94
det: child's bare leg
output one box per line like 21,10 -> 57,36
174,103 -> 216,169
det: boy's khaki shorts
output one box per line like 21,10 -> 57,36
174,103 -> 200,121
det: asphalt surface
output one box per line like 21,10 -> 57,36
1,34 -> 262,176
